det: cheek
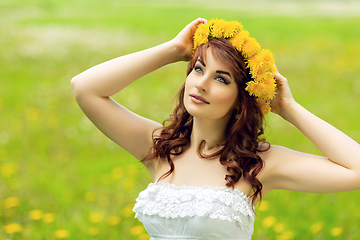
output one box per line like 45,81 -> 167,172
214,89 -> 238,107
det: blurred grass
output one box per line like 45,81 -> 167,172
1,0 -> 360,239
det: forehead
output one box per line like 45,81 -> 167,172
198,48 -> 233,73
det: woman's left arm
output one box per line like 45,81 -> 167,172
264,72 -> 360,193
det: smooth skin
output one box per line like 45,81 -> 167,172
71,18 -> 360,205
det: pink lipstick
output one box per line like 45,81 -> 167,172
190,94 -> 210,104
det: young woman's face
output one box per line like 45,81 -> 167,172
184,48 -> 239,122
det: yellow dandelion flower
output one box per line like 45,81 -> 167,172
258,49 -> 275,67
193,24 -> 210,49
257,99 -> 271,115
88,227 -> 99,236
251,67 -> 269,81
245,81 -> 268,99
111,167 -> 124,180
89,213 -> 102,223
130,225 -> 145,236
3,223 -> 23,234
228,30 -> 249,52
246,54 -> 262,70
262,216 -> 276,228
54,229 -> 70,239
3,197 -> 20,209
310,222 -> 323,234
223,21 -> 242,38
257,200 -> 269,211
122,204 -> 134,218
273,223 -> 285,233
138,233 -> 151,240
85,191 -> 96,202
330,227 -> 343,236
1,163 -> 18,178
277,231 -> 295,240
242,37 -> 261,58
107,215 -> 120,226
262,77 -> 277,100
211,19 -> 227,38
43,213 -> 55,223
29,209 -> 43,220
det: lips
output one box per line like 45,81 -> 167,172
190,93 -> 210,104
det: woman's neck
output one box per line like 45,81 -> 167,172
190,117 -> 229,152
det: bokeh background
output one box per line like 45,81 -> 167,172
1,0 -> 360,239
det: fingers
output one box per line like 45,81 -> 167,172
191,18 -> 208,27
273,71 -> 288,87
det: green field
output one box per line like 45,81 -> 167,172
1,0 -> 360,239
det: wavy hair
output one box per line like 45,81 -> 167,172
143,38 -> 269,202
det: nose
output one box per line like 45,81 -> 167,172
195,76 -> 208,92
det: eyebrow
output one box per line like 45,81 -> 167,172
196,59 -> 232,79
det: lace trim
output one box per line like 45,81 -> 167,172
133,182 -> 255,233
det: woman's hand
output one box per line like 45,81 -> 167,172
270,71 -> 297,119
171,18 -> 208,61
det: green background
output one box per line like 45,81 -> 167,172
1,0 -> 360,239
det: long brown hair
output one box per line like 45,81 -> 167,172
143,38 -> 269,202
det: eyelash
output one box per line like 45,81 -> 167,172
194,66 -> 230,85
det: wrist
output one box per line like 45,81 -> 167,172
279,101 -> 303,124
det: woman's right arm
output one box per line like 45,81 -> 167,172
70,18 -> 207,164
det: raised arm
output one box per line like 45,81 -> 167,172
71,18 -> 208,163
260,72 -> 360,194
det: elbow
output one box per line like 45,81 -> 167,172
70,75 -> 86,99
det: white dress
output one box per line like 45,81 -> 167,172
133,182 -> 255,240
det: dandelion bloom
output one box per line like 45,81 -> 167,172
29,209 -> 43,220
43,213 -> 55,223
330,227 -> 343,236
107,215 -> 120,226
54,229 -> 70,239
3,197 -> 20,209
262,216 -> 276,228
89,213 -> 102,223
241,37 -> 261,58
130,225 -> 145,236
3,223 -> 23,234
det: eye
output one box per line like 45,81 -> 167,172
216,76 -> 229,85
194,66 -> 203,74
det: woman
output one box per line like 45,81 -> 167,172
71,18 -> 360,239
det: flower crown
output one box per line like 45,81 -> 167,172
193,18 -> 277,115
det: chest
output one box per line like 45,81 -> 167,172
153,149 -> 252,196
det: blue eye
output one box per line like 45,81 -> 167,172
216,76 -> 229,85
194,66 -> 203,74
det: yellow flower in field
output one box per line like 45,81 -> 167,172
273,223 -> 285,233
130,225 -> 145,236
54,229 -> 70,239
330,227 -> 343,236
111,167 -> 124,180
3,197 -> 20,209
310,222 -> 323,234
228,30 -> 249,52
3,223 -> 23,234
1,162 -> 19,178
29,209 -> 43,220
85,192 -> 96,202
276,231 -> 295,240
89,213 -> 102,223
257,200 -> 269,211
138,233 -> 150,240
262,216 -> 276,228
43,213 -> 55,223
241,37 -> 261,58
88,227 -> 99,236
122,204 -> 134,218
107,215 -> 120,226
26,108 -> 40,121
